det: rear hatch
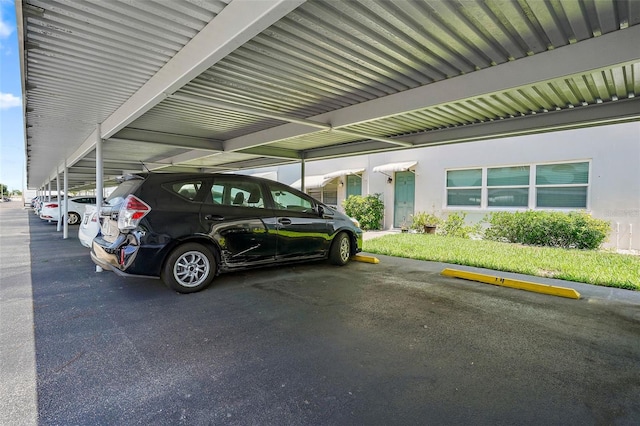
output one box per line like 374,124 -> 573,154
99,175 -> 145,243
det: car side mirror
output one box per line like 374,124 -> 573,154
317,205 -> 325,217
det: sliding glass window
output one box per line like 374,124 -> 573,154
487,166 -> 530,207
446,169 -> 482,207
535,162 -> 589,208
445,161 -> 589,209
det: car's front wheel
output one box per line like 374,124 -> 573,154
162,243 -> 217,293
329,232 -> 351,266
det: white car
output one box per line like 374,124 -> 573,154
78,205 -> 100,248
39,196 -> 97,225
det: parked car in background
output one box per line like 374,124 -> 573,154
33,195 -> 58,216
92,173 -> 363,293
78,205 -> 100,248
40,196 -> 97,225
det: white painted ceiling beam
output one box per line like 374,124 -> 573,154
56,0 -> 305,185
225,24 -> 640,153
100,0 -> 305,140
305,99 -> 640,159
109,128 -> 224,152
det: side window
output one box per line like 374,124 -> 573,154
269,185 -> 313,212
166,181 -> 203,201
208,179 -> 265,209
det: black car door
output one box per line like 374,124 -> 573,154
264,181 -> 330,260
199,177 -> 277,268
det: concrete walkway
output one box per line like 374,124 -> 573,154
0,201 -> 38,426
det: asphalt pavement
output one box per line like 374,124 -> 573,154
1,201 -> 639,425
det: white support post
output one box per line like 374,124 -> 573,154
301,157 -> 306,193
56,168 -> 62,231
95,124 -> 103,272
63,160 -> 69,239
47,181 -> 51,201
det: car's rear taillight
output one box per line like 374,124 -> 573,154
45,203 -> 58,208
117,195 -> 151,230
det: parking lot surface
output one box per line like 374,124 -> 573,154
2,202 -> 640,425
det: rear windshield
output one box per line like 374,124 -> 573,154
105,177 -> 144,206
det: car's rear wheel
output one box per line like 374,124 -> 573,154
67,212 -> 81,225
329,232 -> 351,266
162,243 -> 216,293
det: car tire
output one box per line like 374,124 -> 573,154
162,243 -> 217,294
329,232 -> 351,266
68,212 -> 81,225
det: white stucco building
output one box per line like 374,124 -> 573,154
243,122 -> 640,251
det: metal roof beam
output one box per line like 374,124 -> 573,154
225,24 -> 640,153
305,99 -> 640,159
109,129 -> 223,152
172,93 -> 413,148
236,146 -> 301,160
57,0 -> 304,184
100,0 -> 305,139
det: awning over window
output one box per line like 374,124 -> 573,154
372,161 -> 417,174
291,168 -> 365,190
290,175 -> 333,190
323,168 -> 365,179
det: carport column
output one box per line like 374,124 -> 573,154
47,181 -> 51,201
95,124 -> 103,273
63,160 -> 69,239
56,167 -> 62,232
301,156 -> 306,193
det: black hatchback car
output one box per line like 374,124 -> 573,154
91,173 -> 363,293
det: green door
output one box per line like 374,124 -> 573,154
346,175 -> 362,198
394,171 -> 415,228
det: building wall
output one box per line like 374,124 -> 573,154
245,122 -> 640,250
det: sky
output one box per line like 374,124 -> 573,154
0,0 -> 24,192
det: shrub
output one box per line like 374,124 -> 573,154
410,212 -> 441,233
439,212 -> 480,239
483,211 -> 611,250
342,194 -> 385,230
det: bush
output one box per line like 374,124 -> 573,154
439,212 -> 480,239
342,194 -> 385,230
483,211 -> 611,250
410,212 -> 441,233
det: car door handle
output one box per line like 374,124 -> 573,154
278,218 -> 292,225
204,214 -> 224,221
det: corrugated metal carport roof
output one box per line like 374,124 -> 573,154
17,0 -> 640,190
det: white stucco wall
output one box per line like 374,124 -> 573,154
244,122 -> 640,250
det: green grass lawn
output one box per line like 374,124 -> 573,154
363,233 -> 640,291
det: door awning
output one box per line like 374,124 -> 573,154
372,161 -> 417,174
290,175 -> 333,190
323,168 -> 365,179
291,168 -> 366,190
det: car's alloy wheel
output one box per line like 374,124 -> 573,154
162,243 -> 216,293
67,212 -> 80,225
329,232 -> 351,266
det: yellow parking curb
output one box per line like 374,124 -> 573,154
352,254 -> 380,264
441,268 -> 580,299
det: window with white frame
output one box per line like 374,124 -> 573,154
446,161 -> 589,209
487,166 -> 530,207
535,162 -> 589,208
446,169 -> 482,207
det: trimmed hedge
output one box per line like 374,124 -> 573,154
483,211 -> 611,250
342,194 -> 385,230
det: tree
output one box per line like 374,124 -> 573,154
0,183 -> 7,197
